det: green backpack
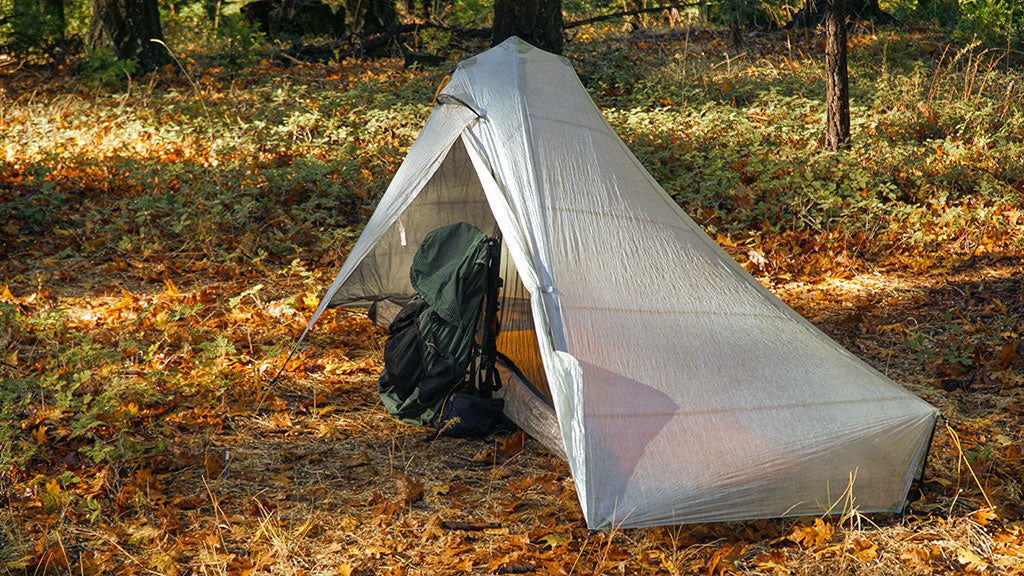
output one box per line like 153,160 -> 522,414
377,222 -> 493,425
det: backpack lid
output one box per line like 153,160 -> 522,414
409,222 -> 490,327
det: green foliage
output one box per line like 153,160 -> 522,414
571,32 -> 1024,273
161,0 -> 265,64
955,0 -> 1023,49
416,26 -> 453,53
0,302 -> 159,473
80,47 -> 139,86
447,0 -> 492,27
0,0 -> 63,51
196,334 -> 238,363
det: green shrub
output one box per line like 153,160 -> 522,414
956,0 -> 1023,49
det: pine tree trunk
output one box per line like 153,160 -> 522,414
86,0 -> 167,72
491,0 -> 562,54
824,0 -> 850,151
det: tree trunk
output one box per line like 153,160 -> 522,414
491,0 -> 562,54
86,0 -> 167,72
825,0 -> 850,151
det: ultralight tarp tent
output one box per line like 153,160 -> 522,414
299,37 -> 939,530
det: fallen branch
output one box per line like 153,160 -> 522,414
495,564 -> 543,574
275,24 -> 488,63
564,2 -> 701,30
274,4 -> 705,64
441,520 -> 501,531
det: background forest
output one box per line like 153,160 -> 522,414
2,0 -> 1024,574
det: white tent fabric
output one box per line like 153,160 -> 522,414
303,37 -> 939,529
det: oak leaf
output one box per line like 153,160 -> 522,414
498,430 -> 526,460
969,508 -> 998,526
788,518 -> 833,549
955,547 -> 988,571
394,473 -> 423,506
850,538 -> 878,562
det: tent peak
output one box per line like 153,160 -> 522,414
497,35 -> 539,53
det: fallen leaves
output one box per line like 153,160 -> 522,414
956,546 -> 990,572
469,430 -> 527,464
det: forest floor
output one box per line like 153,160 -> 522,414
2,23 -> 1024,575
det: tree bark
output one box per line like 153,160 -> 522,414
492,0 -> 562,54
825,0 -> 850,151
86,0 -> 167,71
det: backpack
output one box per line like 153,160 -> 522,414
377,222 -> 513,436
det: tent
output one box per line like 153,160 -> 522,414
298,37 -> 939,530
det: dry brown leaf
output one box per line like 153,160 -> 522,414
537,531 -> 571,549
204,452 -> 226,479
269,412 -> 293,427
970,508 -> 999,526
149,551 -> 178,576
899,546 -> 932,574
394,472 -> 423,506
993,341 -> 1020,370
471,446 -> 496,463
752,550 -> 790,575
788,518 -> 834,549
420,515 -> 444,541
499,430 -> 526,460
850,538 -> 878,562
956,547 -> 989,571
32,425 -> 46,445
